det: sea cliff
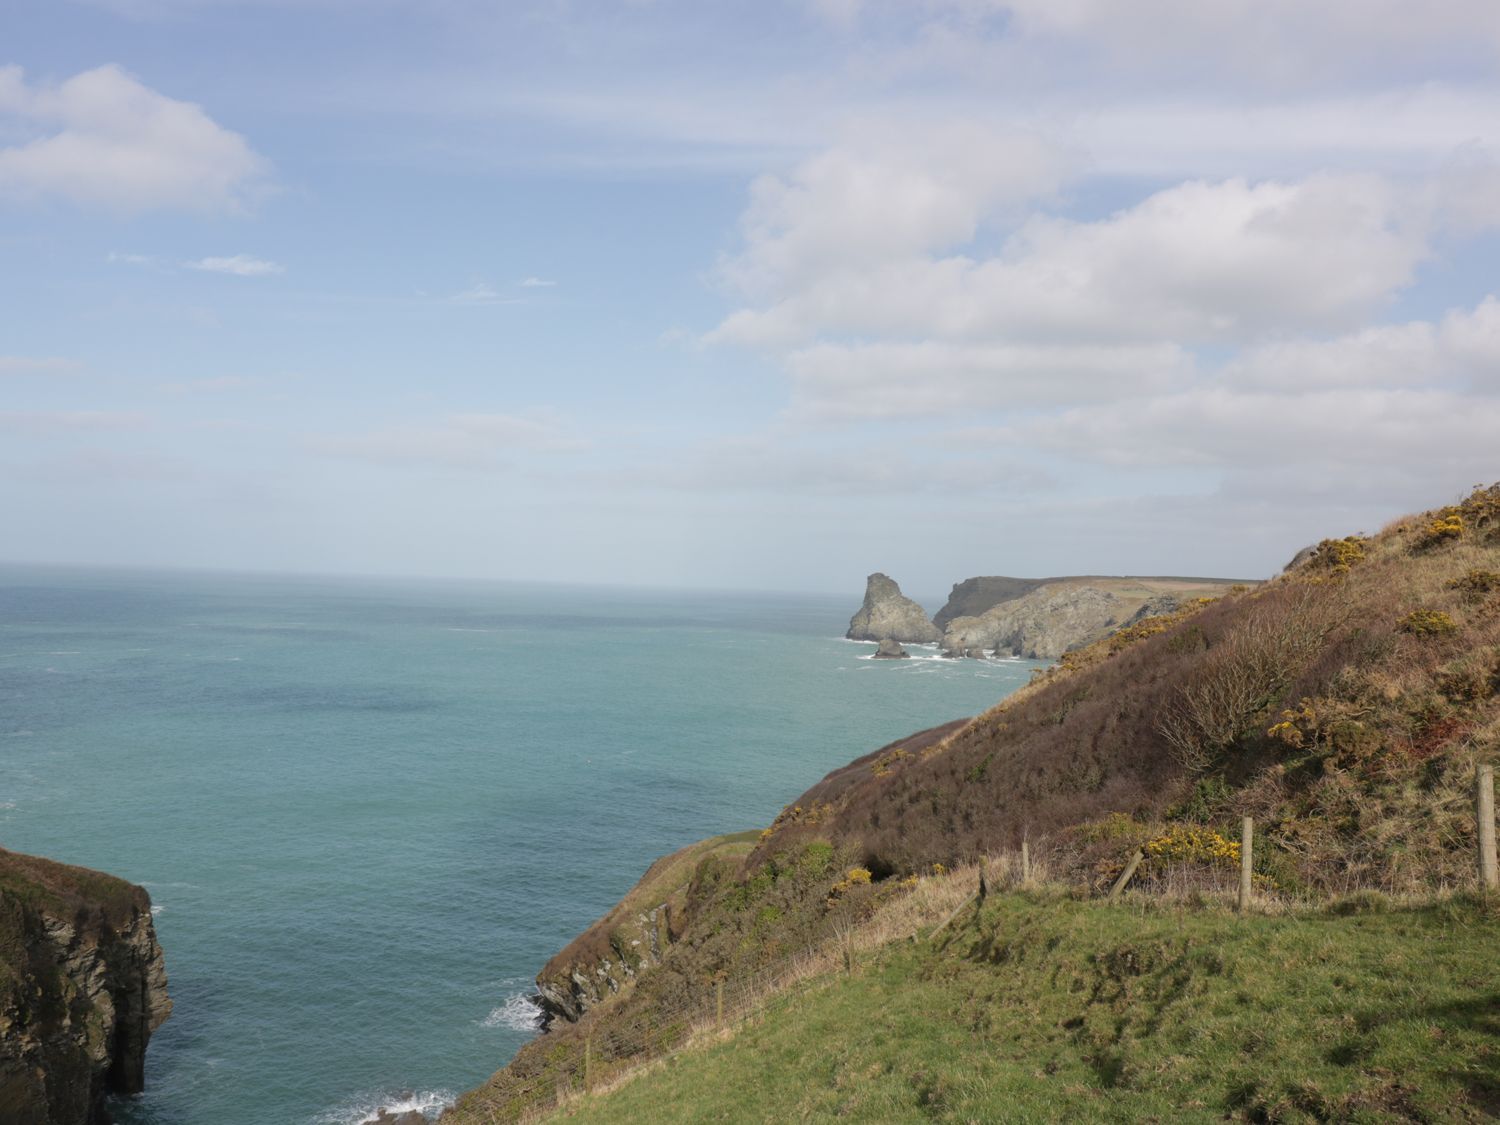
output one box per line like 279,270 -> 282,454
448,484 -> 1500,1123
0,848 -> 171,1125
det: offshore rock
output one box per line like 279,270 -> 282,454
0,847 -> 171,1125
872,638 -> 910,659
845,574 -> 940,644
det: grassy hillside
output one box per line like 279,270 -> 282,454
552,890 -> 1500,1123
761,484 -> 1500,891
444,485 -> 1500,1122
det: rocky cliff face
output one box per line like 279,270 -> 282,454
845,574 -> 940,643
533,833 -> 758,1025
941,585 -> 1184,660
931,576 -> 1048,630
0,848 -> 171,1125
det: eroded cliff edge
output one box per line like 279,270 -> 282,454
0,847 -> 171,1125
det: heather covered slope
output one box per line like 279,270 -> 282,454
446,485 -> 1500,1121
764,485 -> 1500,892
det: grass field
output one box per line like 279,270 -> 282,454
549,890 -> 1500,1123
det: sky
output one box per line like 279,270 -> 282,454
2,0 -> 1499,598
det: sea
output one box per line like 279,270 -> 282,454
0,565 -> 1042,1124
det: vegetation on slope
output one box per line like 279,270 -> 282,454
446,485 -> 1500,1122
553,890 -> 1500,1124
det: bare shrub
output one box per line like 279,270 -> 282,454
1159,586 -> 1351,772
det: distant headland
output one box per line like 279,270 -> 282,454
847,571 -> 1257,659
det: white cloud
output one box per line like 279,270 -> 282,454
450,282 -> 518,305
992,0 -> 1500,78
308,411 -> 587,470
1005,386 -> 1500,481
1221,301 -> 1500,394
719,122 -> 1071,300
520,277 -> 557,288
185,254 -> 284,276
783,340 -> 1193,420
621,432 -> 1055,496
0,356 -> 80,376
106,251 -> 156,266
713,173 -> 1427,352
0,64 -> 270,212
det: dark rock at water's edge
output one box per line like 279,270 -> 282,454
845,573 -> 940,644
0,847 -> 171,1125
872,639 -> 910,659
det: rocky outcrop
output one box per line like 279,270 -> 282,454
932,576 -> 1049,630
872,639 -> 909,659
845,574 -> 940,644
941,584 -> 1125,660
533,832 -> 758,1026
0,848 -> 171,1125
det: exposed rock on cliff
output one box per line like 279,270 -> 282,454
872,639 -> 909,659
941,583 -> 1124,659
845,574 -> 939,644
534,832 -> 759,1025
0,848 -> 171,1125
931,576 -> 1049,630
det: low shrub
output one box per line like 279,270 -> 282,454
1414,510 -> 1465,550
1399,609 -> 1458,636
1448,569 -> 1500,602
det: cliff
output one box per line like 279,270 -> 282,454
936,575 -> 1250,659
0,848 -> 171,1125
448,484 -> 1500,1122
931,576 -> 1049,630
844,573 -> 940,643
940,583 -> 1187,659
534,832 -> 758,1024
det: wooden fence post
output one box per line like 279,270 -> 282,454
1108,849 -> 1144,901
1021,838 -> 1032,885
715,980 -> 725,1029
1479,763 -> 1497,892
1238,816 -> 1254,912
978,855 -> 988,901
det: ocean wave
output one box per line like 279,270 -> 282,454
481,992 -> 544,1032
311,1088 -> 455,1125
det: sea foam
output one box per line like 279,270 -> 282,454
313,1087 -> 455,1125
481,992 -> 544,1032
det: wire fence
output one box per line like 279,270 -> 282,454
461,765 -> 1500,1123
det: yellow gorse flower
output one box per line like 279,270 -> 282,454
1144,825 -> 1240,867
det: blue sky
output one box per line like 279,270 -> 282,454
3,1 -> 1499,596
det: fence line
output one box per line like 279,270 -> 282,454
471,764 -> 1499,1122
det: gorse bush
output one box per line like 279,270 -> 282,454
1143,825 -> 1240,867
1449,568 -> 1500,602
1158,587 -> 1350,772
1399,609 -> 1458,636
1309,536 -> 1368,575
1415,510 -> 1465,550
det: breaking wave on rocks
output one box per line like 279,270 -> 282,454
313,1087 -> 454,1125
481,991 -> 544,1032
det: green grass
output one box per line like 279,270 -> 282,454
550,892 -> 1500,1123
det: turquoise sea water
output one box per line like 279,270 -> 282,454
0,565 -> 1041,1124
